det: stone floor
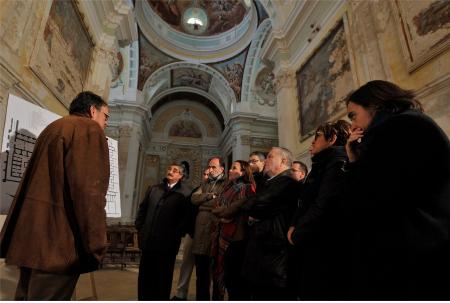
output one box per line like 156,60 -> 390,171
0,261 -> 197,300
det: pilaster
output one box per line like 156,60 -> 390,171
274,69 -> 299,152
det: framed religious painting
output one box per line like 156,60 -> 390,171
296,18 -> 356,140
391,0 -> 450,72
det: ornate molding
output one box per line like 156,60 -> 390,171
118,123 -> 133,137
105,127 -> 120,139
251,137 -> 278,148
77,0 -> 135,50
275,69 -> 296,91
240,135 -> 251,145
239,134 -> 278,148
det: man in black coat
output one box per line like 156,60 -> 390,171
285,120 -> 351,300
242,147 -> 299,300
135,162 -> 192,300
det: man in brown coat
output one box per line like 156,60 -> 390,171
0,91 -> 110,300
191,157 -> 226,300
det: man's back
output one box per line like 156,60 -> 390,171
0,115 -> 110,274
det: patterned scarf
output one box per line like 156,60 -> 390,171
211,178 -> 256,300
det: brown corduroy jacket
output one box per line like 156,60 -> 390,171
0,115 -> 110,274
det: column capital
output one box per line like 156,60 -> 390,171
275,69 -> 297,92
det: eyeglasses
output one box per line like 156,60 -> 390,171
102,112 -> 110,121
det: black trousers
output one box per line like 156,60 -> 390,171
15,267 -> 79,300
250,286 -> 294,301
138,251 -> 177,300
224,240 -> 250,300
194,254 -> 212,300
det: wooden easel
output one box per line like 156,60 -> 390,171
72,272 -> 98,300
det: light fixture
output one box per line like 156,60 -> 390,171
186,8 -> 204,29
182,0 -> 208,34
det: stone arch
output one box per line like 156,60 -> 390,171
142,62 -> 234,122
241,18 -> 273,103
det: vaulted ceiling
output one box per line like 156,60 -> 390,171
130,0 -> 273,125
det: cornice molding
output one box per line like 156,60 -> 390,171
77,0 -> 135,52
228,112 -> 278,125
261,1 -> 316,63
0,60 -> 45,108
261,0 -> 346,74
414,73 -> 450,99
109,101 -> 150,117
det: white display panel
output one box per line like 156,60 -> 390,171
1,94 -> 121,217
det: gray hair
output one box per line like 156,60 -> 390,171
169,162 -> 186,179
272,147 -> 293,167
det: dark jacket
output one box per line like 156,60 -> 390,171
0,115 -> 110,274
135,179 -> 192,254
344,109 -> 450,299
242,169 -> 299,289
252,171 -> 267,189
290,146 -> 348,299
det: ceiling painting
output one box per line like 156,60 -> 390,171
147,0 -> 249,36
210,49 -> 248,101
138,32 -> 177,90
171,68 -> 213,92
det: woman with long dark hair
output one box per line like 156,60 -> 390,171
344,80 -> 450,299
287,119 -> 350,300
211,160 -> 256,300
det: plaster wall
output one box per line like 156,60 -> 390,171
271,0 -> 450,159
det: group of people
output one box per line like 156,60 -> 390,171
0,80 -> 449,300
136,81 -> 450,300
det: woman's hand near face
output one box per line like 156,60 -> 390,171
346,128 -> 364,162
287,226 -> 295,245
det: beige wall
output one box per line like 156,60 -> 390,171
0,0 -> 125,148
270,0 -> 450,158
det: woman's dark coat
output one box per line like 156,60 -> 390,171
344,109 -> 450,299
290,146 -> 348,299
135,180 -> 192,254
242,169 -> 299,289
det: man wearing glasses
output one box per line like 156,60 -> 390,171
0,91 -> 110,300
248,151 -> 266,188
135,162 -> 192,300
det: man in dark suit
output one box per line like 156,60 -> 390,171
243,147 -> 299,300
135,162 -> 192,300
